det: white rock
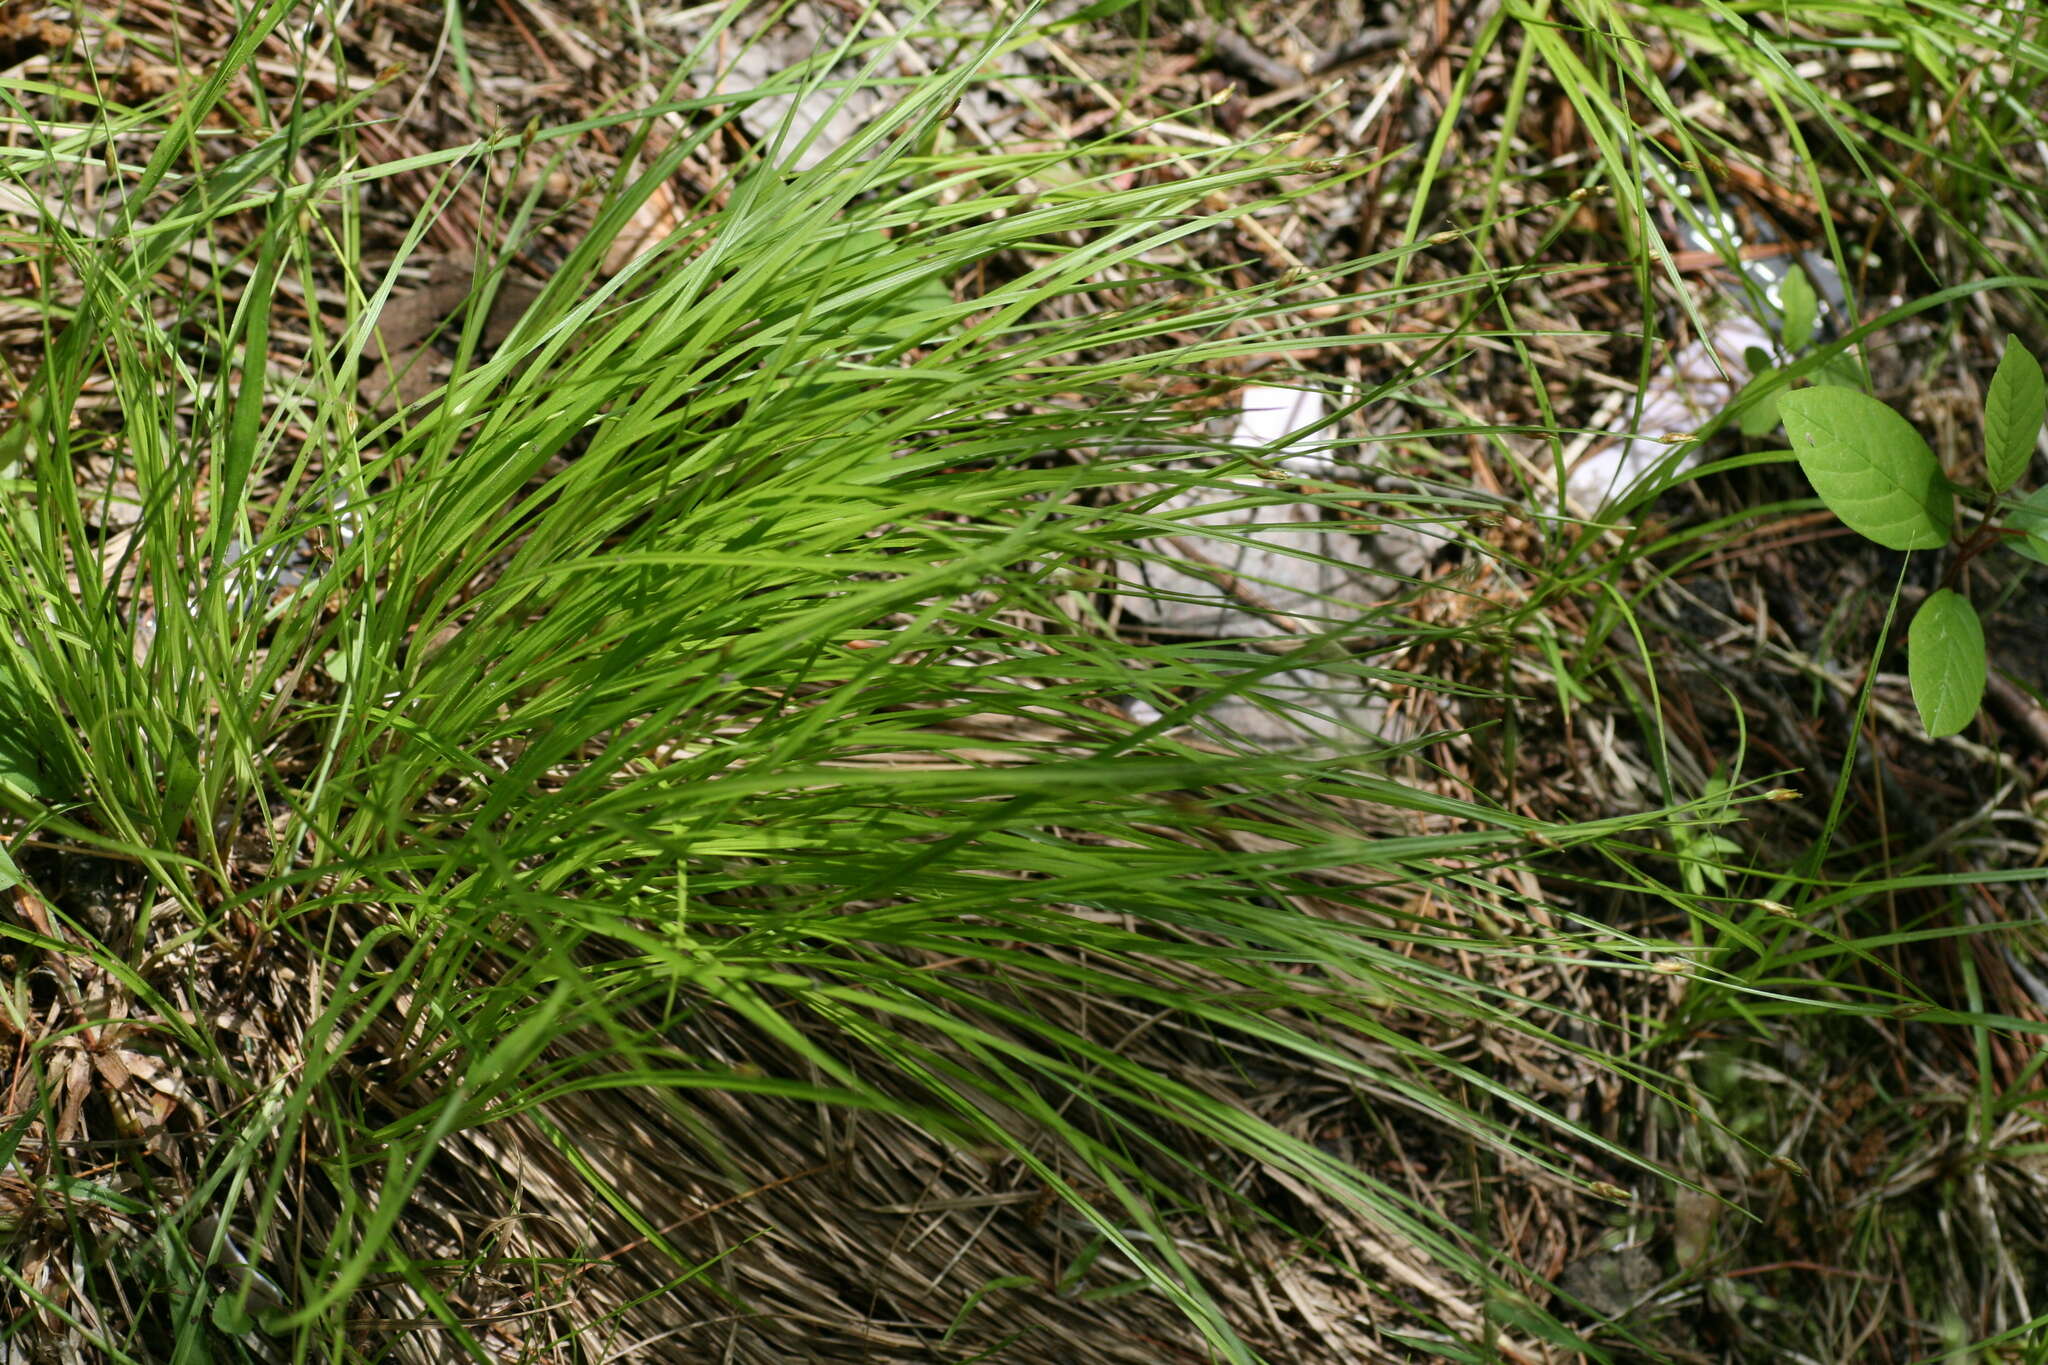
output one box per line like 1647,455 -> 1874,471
1566,312 -> 1773,510
1231,384 -> 1331,475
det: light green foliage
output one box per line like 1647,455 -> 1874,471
1778,264 -> 1817,350
0,8 -> 1719,1358
2013,486 -> 2048,565
1908,589 -> 1986,737
792,227 -> 959,347
1986,333 -> 2046,493
1730,265 -> 1848,438
1736,350 -> 1788,437
0,3 -> 2039,1360
0,658 -> 48,802
1672,774 -> 1744,896
1781,387 -> 1952,550
1769,336 -> 2047,736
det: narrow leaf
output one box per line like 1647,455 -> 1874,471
1908,589 -> 1985,737
1780,387 -> 1950,550
1984,333 -> 2045,494
0,732 -> 45,802
0,656 -> 48,800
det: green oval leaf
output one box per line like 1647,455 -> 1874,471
1778,264 -> 1817,350
1732,370 -> 1783,437
1908,588 -> 1985,737
1985,333 -> 2045,494
1780,387 -> 1951,550
1814,352 -> 1864,388
2009,484 -> 2048,566
211,1293 -> 257,1337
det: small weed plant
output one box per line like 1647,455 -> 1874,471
1777,332 -> 2047,735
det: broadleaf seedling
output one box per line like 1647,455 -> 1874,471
1986,335 -> 2048,494
1732,264 -> 1859,437
1779,386 -> 1952,551
1779,262 -> 1817,351
1769,333 -> 2045,737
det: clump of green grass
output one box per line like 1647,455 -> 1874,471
0,7 -> 1724,1361
4,0 -> 2046,1361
